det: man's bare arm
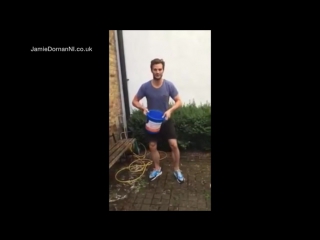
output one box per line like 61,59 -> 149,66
132,95 -> 147,111
168,95 -> 182,113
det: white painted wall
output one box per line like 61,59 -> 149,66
122,30 -> 211,113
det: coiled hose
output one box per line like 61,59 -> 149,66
114,142 -> 167,185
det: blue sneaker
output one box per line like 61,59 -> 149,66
174,170 -> 185,183
149,168 -> 162,181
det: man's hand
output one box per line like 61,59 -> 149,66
162,109 -> 172,120
143,108 -> 149,116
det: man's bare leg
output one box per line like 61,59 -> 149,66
169,139 -> 184,183
148,141 -> 162,181
168,139 -> 180,171
149,141 -> 161,170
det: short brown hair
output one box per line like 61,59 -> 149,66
150,58 -> 165,69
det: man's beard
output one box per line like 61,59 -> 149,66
153,74 -> 162,80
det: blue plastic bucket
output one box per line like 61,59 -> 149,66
146,110 -> 164,134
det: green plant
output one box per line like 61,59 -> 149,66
127,101 -> 211,151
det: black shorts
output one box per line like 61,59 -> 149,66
145,119 -> 177,143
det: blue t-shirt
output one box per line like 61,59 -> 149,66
136,79 -> 178,113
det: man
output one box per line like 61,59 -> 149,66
132,58 -> 185,183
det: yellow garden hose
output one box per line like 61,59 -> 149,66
114,142 -> 167,185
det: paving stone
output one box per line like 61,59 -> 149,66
152,199 -> 162,205
132,204 -> 141,210
159,199 -> 168,204
143,198 -> 152,204
153,194 -> 162,199
155,188 -> 164,193
168,206 -> 179,211
134,198 -> 144,204
141,204 -> 150,210
145,193 -> 154,199
189,201 -> 198,208
149,205 -> 159,211
162,194 -> 170,200
159,204 -> 169,211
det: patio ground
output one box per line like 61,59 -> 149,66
109,151 -> 211,211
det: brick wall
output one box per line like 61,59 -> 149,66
109,30 -> 122,138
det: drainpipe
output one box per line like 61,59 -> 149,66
115,30 -> 131,124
